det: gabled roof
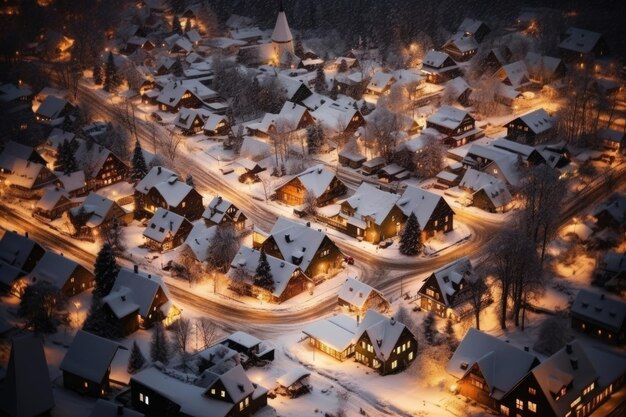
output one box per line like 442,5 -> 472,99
28,251 -> 87,289
276,101 -> 309,128
444,33 -> 478,53
175,107 -> 211,130
311,100 -> 361,134
513,108 -> 553,134
224,331 -> 262,350
458,18 -> 487,34
202,196 -> 240,225
558,27 -> 603,54
397,186 -> 450,230
593,194 -> 626,223
173,37 -> 193,53
56,170 -> 86,192
35,95 -> 70,119
5,158 -> 51,189
362,315 -> 408,360
156,80 -> 217,107
445,77 -> 471,99
492,138 -> 538,159
151,176 -> 195,207
277,366 -> 310,388
367,72 -> 396,93
501,60 -> 531,88
338,277 -> 386,310
0,141 -> 42,162
182,223 -> 217,262
71,192 -> 117,228
268,217 -> 330,272
459,168 -> 508,195
447,328 -> 538,400
143,208 -> 191,243
302,313 -> 358,352
272,9 -> 293,43
423,50 -> 455,69
283,164 -> 340,198
343,183 -> 400,226
0,231 -> 42,271
427,257 -> 472,306
525,52 -> 563,76
60,330 -> 124,382
0,83 -> 32,103
135,166 -> 177,195
104,267 -> 170,317
203,113 -> 228,132
570,289 -> 626,331
427,105 -> 470,130
215,364 -> 255,403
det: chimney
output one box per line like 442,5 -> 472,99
134,264 -> 139,274
566,344 -> 573,354
170,221 -> 173,230
158,166 -> 162,175
306,222 -> 311,227
285,234 -> 291,242
148,274 -> 152,279
570,358 -> 578,370
117,405 -> 124,416
217,196 -> 222,204
356,314 -> 360,325
24,231 -> 29,238
600,294 -> 605,300
390,317 -> 396,325
524,346 -> 529,352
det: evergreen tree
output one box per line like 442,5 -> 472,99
338,59 -> 349,73
150,323 -> 170,364
314,67 -> 326,93
399,212 -> 422,256
127,341 -> 146,373
93,243 -> 119,299
19,281 -> 68,334
422,312 -> 437,345
131,140 -> 148,183
93,62 -> 103,85
329,82 -> 338,100
185,174 -> 194,187
171,57 -> 184,77
254,249 -> 274,292
56,138 -> 78,174
103,52 -> 121,93
306,124 -> 324,154
82,298 -> 121,339
172,17 -> 183,35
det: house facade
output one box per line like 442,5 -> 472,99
418,257 -> 473,320
354,318 -> 417,375
275,165 -> 347,207
506,108 -> 554,145
570,289 -> 626,345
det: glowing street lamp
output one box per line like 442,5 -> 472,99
73,301 -> 81,326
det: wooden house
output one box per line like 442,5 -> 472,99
570,289 -> 626,345
102,266 -> 178,335
34,188 -> 75,221
597,128 -> 626,152
76,142 -> 129,190
204,113 -> 230,136
125,36 -> 155,54
396,185 -> 454,239
275,164 -> 347,207
60,330 -> 126,398
418,257 -> 474,320
500,340 -> 626,417
506,108 -> 555,145
338,277 -> 389,314
495,60 -> 532,91
275,367 -> 311,398
259,217 -> 343,280
445,77 -> 472,107
338,148 -> 366,169
525,52 -> 567,85
457,18 -> 491,42
481,47 -> 512,74
34,95 -> 74,124
156,80 -> 218,113
134,166 -> 176,218
421,51 -> 461,84
175,107 -> 211,136
303,314 -> 358,361
447,328 -> 540,412
25,251 -> 94,298
0,231 -> 45,294
143,208 -> 193,251
443,34 -> 479,62
335,183 -> 405,244
426,105 -> 480,147
558,27 -> 610,63
310,100 -> 365,139
592,194 -> 626,232
69,192 -> 131,241
203,196 -> 247,230
365,72 -> 396,96
377,164 -> 409,183
221,331 -> 275,363
3,158 -> 58,199
361,157 -> 385,175
227,246 -> 313,303
0,141 -> 46,165
595,252 -> 626,294
459,169 -> 513,213
143,173 -> 204,221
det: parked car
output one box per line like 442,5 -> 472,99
344,256 -> 354,265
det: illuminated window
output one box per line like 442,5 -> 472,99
220,390 -> 225,398
321,249 -> 330,257
528,387 -> 536,395
516,399 -> 523,410
426,288 -> 435,298
471,379 -> 484,390
391,360 -> 398,369
84,382 -> 88,388
528,401 -> 537,412
583,383 -> 595,395
408,351 -> 414,360
561,387 -> 567,397
211,388 -> 215,395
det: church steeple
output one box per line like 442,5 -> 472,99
271,0 -> 294,64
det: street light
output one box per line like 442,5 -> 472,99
73,301 -> 81,327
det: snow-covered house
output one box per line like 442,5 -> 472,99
447,328 -> 540,412
443,33 -> 479,62
69,192 -> 131,241
124,36 -> 155,54
596,128 -> 626,152
68,139 -> 129,191
418,257 -> 475,320
175,107 -> 211,135
2,158 -> 58,199
495,60 -> 532,90
275,366 -> 311,398
338,148 -> 367,169
34,95 -> 74,124
135,166 -> 204,220
570,289 -> 626,345
365,72 -> 396,96
444,77 -> 472,107
203,113 -> 230,136
421,51 -> 460,84
462,144 -> 522,188
480,47 -> 513,74
337,277 -> 389,314
335,183 -> 405,244
221,331 -> 275,363
143,207 -> 194,251
227,246 -> 312,303
0,334 -> 55,417
506,108 -> 555,145
196,344 -> 240,374
426,105 -> 481,147
595,252 -> 626,294
0,141 -> 46,165
60,330 -> 127,398
102,266 -> 178,335
310,100 -> 365,138
592,194 -> 626,232
24,251 -> 94,298
0,231 -> 45,294
525,52 -> 567,85
156,80 -> 219,113
492,138 -> 546,165
177,222 -> 217,264
397,185 -> 455,239
457,18 -> 491,42
203,196 -> 247,231
500,340 -> 626,417
247,101 -> 315,138
459,169 -> 513,213
558,27 -> 610,63
275,164 -> 347,207
34,188 -> 75,221
131,364 -> 269,417
257,217 -> 343,280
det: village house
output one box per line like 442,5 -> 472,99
426,105 -> 481,147
247,101 -> 315,139
131,364 -> 269,417
227,246 -> 313,303
377,164 -> 410,183
595,252 -> 626,294
495,60 -> 533,91
480,47 -> 513,74
458,18 -> 491,42
203,196 -> 247,231
275,367 -> 311,398
333,72 -> 368,99
102,266 -> 179,335
558,27 -> 610,64
302,313 -> 359,361
2,158 -> 58,199
135,166 -> 204,220
506,108 -> 555,145
499,340 -> 626,417
124,36 -> 155,54
0,334 -> 55,417
67,139 -> 129,191
156,80 -> 219,113
204,113 -> 230,136
33,188 -> 75,221
461,144 -> 523,189
421,50 -> 461,84
459,169 -> 513,213
338,148 -> 367,169
256,217 -> 344,280
361,156 -> 386,176
444,77 -> 473,107
397,185 -> 455,239
0,231 -> 45,295
0,141 -> 47,165
175,107 -> 212,136
596,128 -> 626,152
221,331 -> 275,364
334,183 -> 405,244
338,277 -> 389,314
310,100 -> 366,139
592,194 -> 626,231
60,330 -> 127,398
447,328 -> 540,412
525,52 -> 567,85
275,164 -> 347,207
24,251 -> 94,298
34,95 -> 74,124
570,289 -> 626,345
443,33 -> 479,62
418,257 -> 475,320
365,72 -> 396,96
69,192 -> 131,241
143,207 -> 194,251
492,138 -> 546,165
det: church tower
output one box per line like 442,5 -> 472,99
271,1 -> 294,64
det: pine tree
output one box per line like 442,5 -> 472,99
150,323 -> 170,364
82,298 -> 121,339
254,249 -> 274,292
171,58 -> 184,77
103,52 -> 120,93
127,341 -> 146,373
93,243 -> 119,299
306,124 -> 324,154
399,212 -> 422,256
56,138 -> 78,174
131,141 -> 148,183
185,174 -> 194,187
314,67 -> 326,93
172,17 -> 183,35
422,312 -> 437,345
93,62 -> 103,85
338,59 -> 349,73
360,101 -> 370,115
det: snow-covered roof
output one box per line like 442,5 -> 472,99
152,176 -> 195,207
501,61 -> 531,89
311,100 -> 360,134
35,95 -> 70,119
0,141 -> 40,162
276,101 -> 309,128
5,158 -> 51,189
230,26 -> 264,41
225,331 -> 262,349
514,108 -> 553,134
28,251 -> 86,289
186,29 -> 202,44
203,196 -> 239,224
558,27 -> 603,54
215,364 -> 255,403
203,113 -> 228,132
71,192 -> 117,228
285,164 -> 339,198
144,208 -> 191,243
343,183 -> 400,226
101,286 -> 140,319
135,166 -> 177,195
338,277 -> 385,310
445,33 -> 478,53
0,231 -> 41,272
423,50 -> 455,69
525,52 -> 563,75
271,9 -> 292,43
182,223 -> 216,262
427,105 -> 470,130
276,366 -> 310,388
428,257 -> 472,306
175,107 -> 211,130
570,289 -> 626,331
447,328 -> 538,400
597,128 -> 624,143
239,136 -> 271,161
492,138 -> 536,159
367,72 -> 396,93
0,83 -> 32,103
156,80 -> 218,107
56,170 -> 86,192
458,18 -> 486,34
397,186 -> 449,230
363,315 -> 407,360
89,399 -> 143,417
593,194 -> 626,223
60,330 -> 124,383
460,169 -> 512,208
104,267 -> 170,318
445,77 -> 471,98
269,217 -> 330,272
303,314 -> 358,352
228,246 -> 304,298
173,37 -> 193,53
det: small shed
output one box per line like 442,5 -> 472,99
275,366 -> 311,398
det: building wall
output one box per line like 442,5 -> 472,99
63,371 -> 108,398
354,327 -> 417,375
60,266 -> 95,298
571,316 -> 625,345
131,380 -> 182,417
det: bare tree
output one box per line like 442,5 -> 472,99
413,134 -> 445,178
113,98 -> 140,143
303,190 -> 318,215
159,129 -> 185,165
260,176 -> 276,202
470,77 -> 503,118
465,271 -> 490,330
196,318 -> 220,349
174,246 -> 204,285
364,107 -> 401,162
171,318 -> 192,367
206,224 -> 240,273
